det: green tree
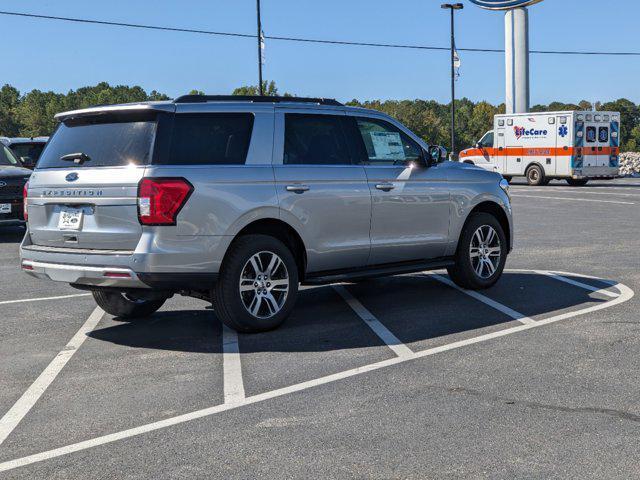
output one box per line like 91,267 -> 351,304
232,80 -> 281,96
0,85 -> 21,136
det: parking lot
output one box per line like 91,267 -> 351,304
0,178 -> 638,479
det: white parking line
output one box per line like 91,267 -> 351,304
510,194 -> 634,205
516,188 -> 640,198
0,293 -> 91,306
0,306 -> 104,447
222,325 -> 245,404
0,274 -> 632,474
536,270 -> 619,298
428,274 -> 536,325
333,285 -> 415,359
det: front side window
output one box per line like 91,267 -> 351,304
0,145 -> 19,166
168,113 -> 254,165
586,126 -> 597,143
355,117 -> 422,166
479,131 -> 494,148
283,114 -> 352,165
598,127 -> 609,143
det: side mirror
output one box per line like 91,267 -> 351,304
427,145 -> 447,164
475,142 -> 482,149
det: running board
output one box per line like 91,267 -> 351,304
303,258 -> 455,286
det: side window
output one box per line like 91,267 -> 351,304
355,117 -> 423,166
586,126 -> 597,143
168,113 -> 254,165
598,127 -> 609,143
479,131 -> 494,148
283,114 -> 352,165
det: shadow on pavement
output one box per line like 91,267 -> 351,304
88,272 -> 611,354
0,226 -> 26,244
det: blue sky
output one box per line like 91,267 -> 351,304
2,0 -> 639,105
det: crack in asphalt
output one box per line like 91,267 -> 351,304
445,386 -> 640,424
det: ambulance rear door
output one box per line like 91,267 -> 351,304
595,114 -> 610,167
583,114 -> 598,168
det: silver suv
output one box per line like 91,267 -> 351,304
20,96 -> 513,332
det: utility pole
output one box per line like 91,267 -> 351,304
441,3 -> 463,159
256,0 -> 264,95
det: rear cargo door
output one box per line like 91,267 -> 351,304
27,109 -> 166,251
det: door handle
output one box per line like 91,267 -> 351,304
286,184 -> 310,193
375,183 -> 395,191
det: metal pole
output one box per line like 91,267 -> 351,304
256,0 -> 264,96
450,7 -> 456,158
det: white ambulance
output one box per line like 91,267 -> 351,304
459,111 -> 620,186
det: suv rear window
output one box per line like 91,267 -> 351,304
37,112 -> 157,169
165,113 -> 254,165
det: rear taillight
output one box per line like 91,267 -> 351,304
137,178 -> 193,226
23,181 -> 28,221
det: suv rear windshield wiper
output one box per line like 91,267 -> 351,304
60,152 -> 91,164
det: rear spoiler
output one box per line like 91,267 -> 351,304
55,103 -> 176,122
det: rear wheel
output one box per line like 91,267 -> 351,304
447,212 -> 507,290
566,178 -> 589,187
92,291 -> 166,319
526,164 -> 545,186
213,234 -> 299,333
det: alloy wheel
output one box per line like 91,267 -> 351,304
239,251 -> 290,318
469,225 -> 502,279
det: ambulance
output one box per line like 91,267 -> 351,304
459,111 -> 620,186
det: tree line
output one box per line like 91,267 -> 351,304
1,81 -> 639,152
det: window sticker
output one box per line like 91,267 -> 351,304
370,131 -> 405,160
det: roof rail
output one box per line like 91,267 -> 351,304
173,95 -> 343,106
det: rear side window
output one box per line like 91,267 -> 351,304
166,113 -> 254,165
37,112 -> 157,169
0,145 -> 19,166
284,114 -> 353,165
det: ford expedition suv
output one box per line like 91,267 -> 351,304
21,95 -> 513,332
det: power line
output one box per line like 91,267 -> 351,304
1,10 -> 640,57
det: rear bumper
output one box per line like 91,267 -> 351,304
572,167 -> 619,178
20,231 -> 228,290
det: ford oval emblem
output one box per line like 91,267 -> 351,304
65,172 -> 79,182
469,0 -> 543,9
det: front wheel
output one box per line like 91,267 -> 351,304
213,234 -> 299,333
92,290 -> 166,319
447,212 -> 508,290
566,178 -> 589,187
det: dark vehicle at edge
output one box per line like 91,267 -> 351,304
0,144 -> 31,226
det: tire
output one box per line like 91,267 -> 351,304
213,234 -> 299,333
92,290 -> 166,319
447,212 -> 508,290
526,164 -> 545,186
566,178 -> 589,187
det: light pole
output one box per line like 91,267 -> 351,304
441,3 -> 463,159
256,0 -> 264,96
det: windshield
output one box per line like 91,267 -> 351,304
0,145 -> 19,166
37,112 -> 157,169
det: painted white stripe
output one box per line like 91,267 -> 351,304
0,293 -> 91,306
0,306 -> 104,446
537,270 -> 619,298
519,188 -> 640,198
428,273 -> 536,325
0,279 -> 632,474
333,285 -> 415,359
222,325 -> 245,404
510,194 -> 634,205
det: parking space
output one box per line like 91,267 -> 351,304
0,178 -> 639,478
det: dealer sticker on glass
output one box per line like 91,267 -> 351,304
58,207 -> 83,230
